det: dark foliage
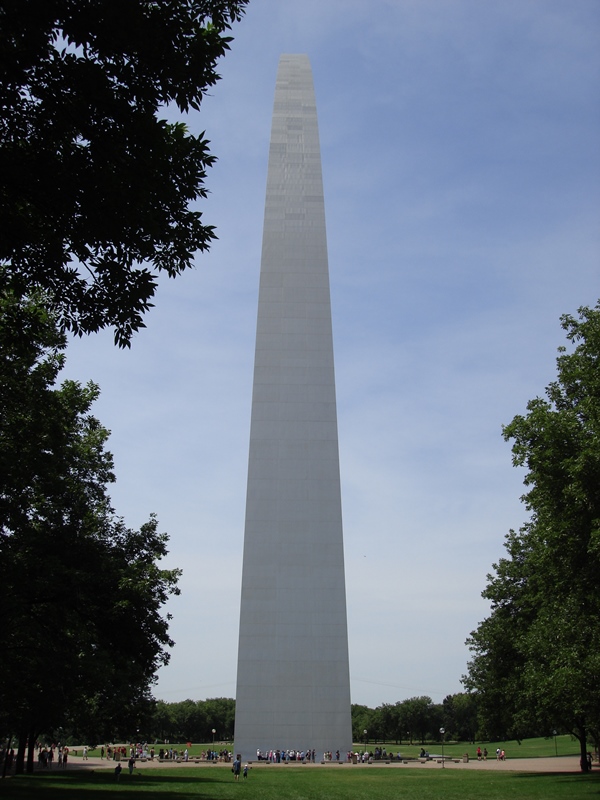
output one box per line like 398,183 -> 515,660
0,1 -> 248,345
0,290 -> 181,769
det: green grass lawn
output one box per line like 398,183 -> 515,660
1,766 -> 598,800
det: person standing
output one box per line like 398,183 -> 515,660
232,755 -> 241,781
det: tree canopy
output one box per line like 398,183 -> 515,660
147,698 -> 236,744
351,697 -> 453,746
0,290 -> 181,771
464,302 -> 600,771
0,0 -> 248,346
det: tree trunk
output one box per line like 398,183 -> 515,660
26,728 -> 36,774
1,736 -> 12,778
15,731 -> 26,775
577,725 -> 589,773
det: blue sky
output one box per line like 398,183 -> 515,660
62,0 -> 599,709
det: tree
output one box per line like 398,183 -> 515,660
464,302 -> 600,771
202,698 -> 235,742
396,697 -> 435,745
145,698 -> 235,743
170,700 -> 201,742
0,290 -> 181,771
442,693 -> 478,743
150,700 -> 179,743
0,0 -> 248,346
373,704 -> 396,744
351,704 -> 375,746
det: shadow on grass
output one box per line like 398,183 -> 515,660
515,772 -> 600,782
94,771 -> 226,785
1,770 -> 231,800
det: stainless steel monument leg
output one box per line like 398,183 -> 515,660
234,54 -> 352,762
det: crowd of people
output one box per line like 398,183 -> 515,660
30,742 -> 71,768
256,748 -> 319,762
254,748 -> 408,763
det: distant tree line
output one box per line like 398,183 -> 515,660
353,691 -> 567,746
351,694 -> 478,745
95,694 -> 475,746
135,692 -> 483,746
147,699 -> 236,744
131,690 -> 555,747
137,694 -> 478,746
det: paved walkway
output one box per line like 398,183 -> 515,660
61,754 -> 584,774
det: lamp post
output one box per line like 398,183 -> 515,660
440,728 -> 445,768
212,729 -> 216,749
553,730 -> 557,757
363,730 -> 367,759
